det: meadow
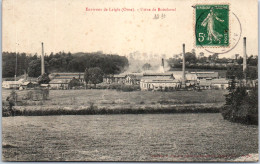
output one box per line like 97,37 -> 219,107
2,89 -> 227,105
2,114 -> 258,161
2,89 -> 228,116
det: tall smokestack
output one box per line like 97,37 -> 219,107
159,58 -> 165,73
243,37 -> 247,72
41,42 -> 45,75
182,44 -> 186,81
161,58 -> 164,67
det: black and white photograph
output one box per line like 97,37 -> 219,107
1,0 -> 258,162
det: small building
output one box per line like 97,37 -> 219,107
113,74 -> 127,84
49,79 -> 69,89
199,78 -> 229,90
125,73 -> 143,85
185,74 -> 198,87
140,76 -> 181,91
191,72 -> 219,80
211,78 -> 229,89
103,75 -> 114,84
2,81 -> 22,89
49,72 -> 85,83
103,74 -> 127,84
199,79 -> 214,89
167,71 -> 198,87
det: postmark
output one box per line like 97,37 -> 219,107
195,5 -> 229,47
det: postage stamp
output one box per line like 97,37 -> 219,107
195,5 -> 229,47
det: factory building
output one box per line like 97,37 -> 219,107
125,73 -> 143,85
199,78 -> 229,90
2,80 -> 22,89
49,79 -> 70,89
49,72 -> 85,82
190,72 -> 219,80
48,72 -> 84,89
140,75 -> 180,91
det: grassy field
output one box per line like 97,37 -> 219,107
2,114 -> 258,161
2,89 -> 228,115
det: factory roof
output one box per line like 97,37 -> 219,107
141,76 -> 179,83
49,72 -> 84,80
211,78 -> 229,84
50,72 -> 84,75
170,71 -> 197,81
40,84 -> 50,87
191,72 -> 219,78
126,73 -> 143,76
199,78 -> 229,86
21,82 -> 32,86
2,81 -> 22,85
143,73 -> 173,76
114,74 -> 127,78
126,74 -> 143,80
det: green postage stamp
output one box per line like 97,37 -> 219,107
195,5 -> 229,47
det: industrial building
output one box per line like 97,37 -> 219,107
199,78 -> 229,90
2,80 -> 22,89
140,76 -> 180,91
3,39 -> 254,91
49,79 -> 70,89
125,73 -> 143,85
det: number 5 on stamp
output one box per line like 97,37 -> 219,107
195,5 -> 229,47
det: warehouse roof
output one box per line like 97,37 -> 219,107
191,72 -> 219,78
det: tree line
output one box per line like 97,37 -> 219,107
167,50 -> 258,70
2,51 -> 129,78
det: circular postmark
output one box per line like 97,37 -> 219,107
195,5 -> 242,55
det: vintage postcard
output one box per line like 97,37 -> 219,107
2,0 -> 258,162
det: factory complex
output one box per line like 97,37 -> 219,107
2,37 -> 254,91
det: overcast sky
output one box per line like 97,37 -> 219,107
2,0 -> 258,58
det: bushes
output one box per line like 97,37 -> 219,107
170,64 -> 227,70
221,86 -> 258,125
104,83 -> 140,92
118,85 -> 140,92
67,82 -> 141,91
2,105 -> 221,116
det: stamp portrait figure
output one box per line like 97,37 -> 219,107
201,8 -> 224,44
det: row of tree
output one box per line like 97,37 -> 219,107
2,51 -> 129,78
168,51 -> 258,69
226,65 -> 258,80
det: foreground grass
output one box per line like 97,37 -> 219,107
2,114 -> 258,161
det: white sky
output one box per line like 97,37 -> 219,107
2,0 -> 258,58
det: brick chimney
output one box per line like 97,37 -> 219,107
159,58 -> 165,73
182,44 -> 186,88
41,42 -> 45,75
161,58 -> 164,67
182,44 -> 186,80
243,37 -> 247,72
